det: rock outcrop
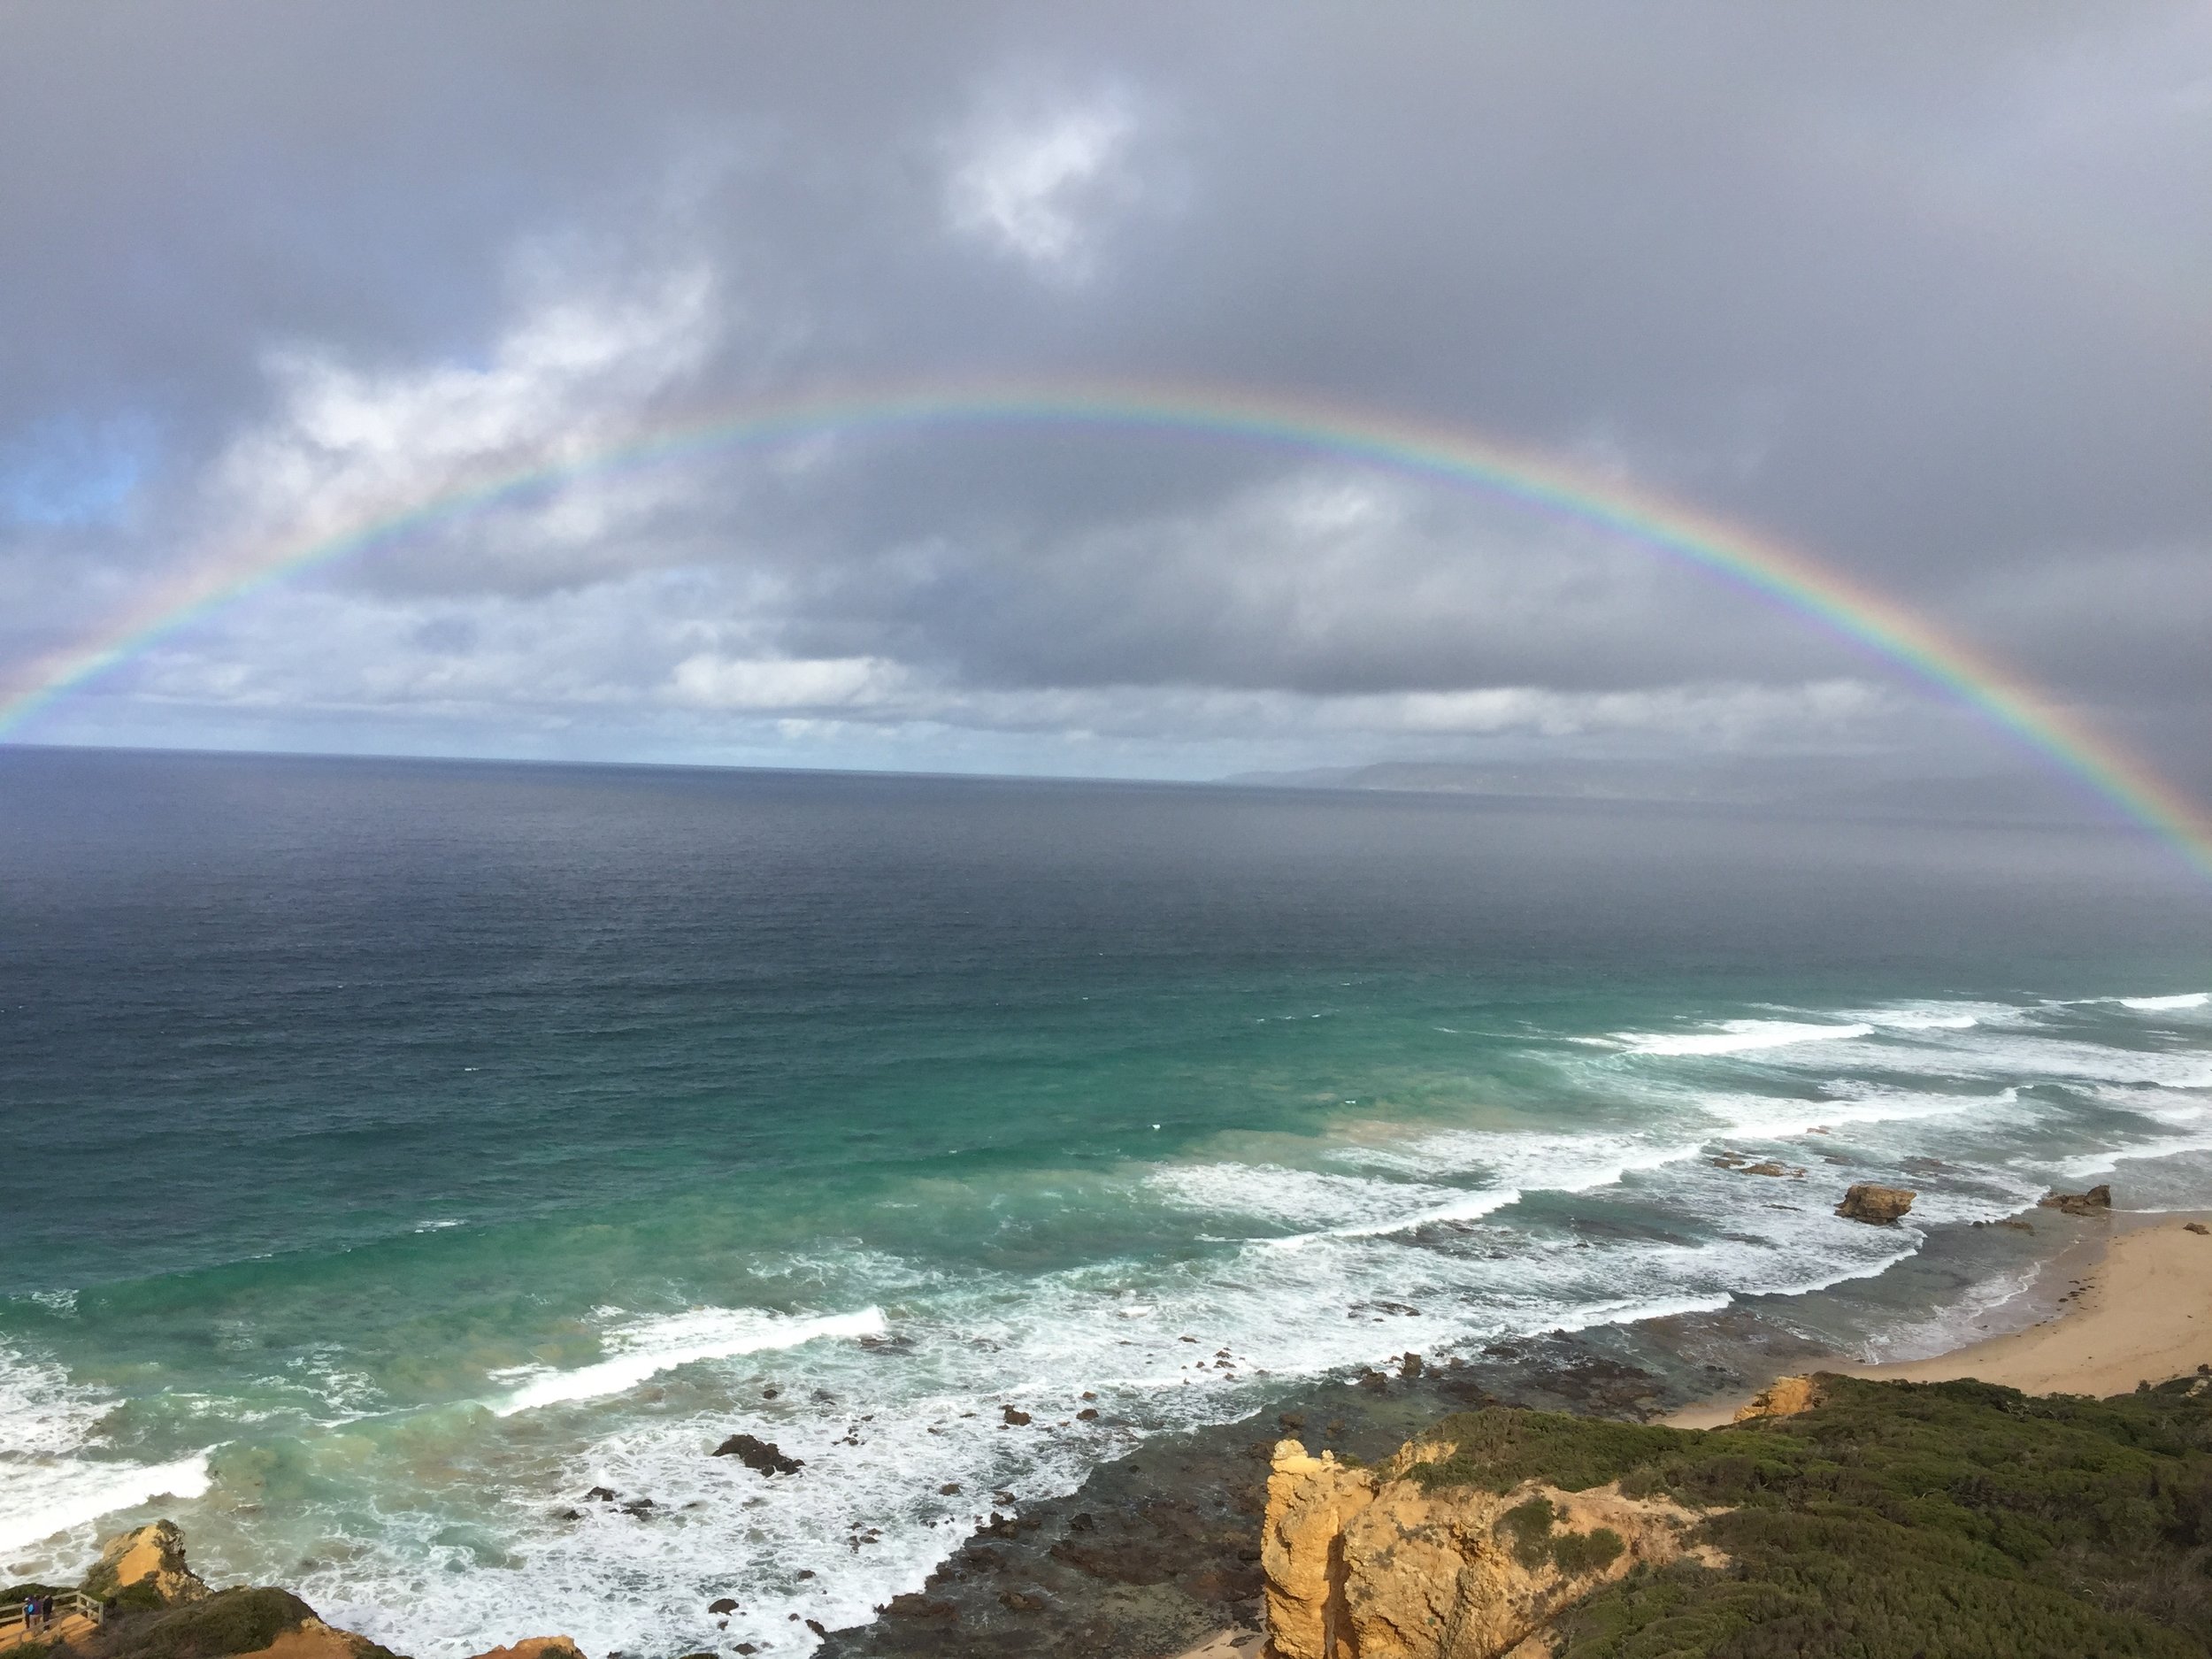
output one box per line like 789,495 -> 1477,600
37,1521 -> 587,1659
1732,1374 -> 1823,1424
83,1586 -> 396,1659
81,1518 -> 211,1605
250,1611 -> 403,1659
1834,1184 -> 1915,1225
1260,1443 -> 1380,1658
711,1432 -> 803,1475
463,1640 -> 588,1659
1261,1437 -> 1721,1659
2039,1184 -> 2113,1217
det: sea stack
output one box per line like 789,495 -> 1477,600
1835,1184 -> 1916,1225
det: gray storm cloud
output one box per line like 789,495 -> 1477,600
0,0 -> 2205,800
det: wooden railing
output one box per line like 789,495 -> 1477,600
0,1590 -> 105,1643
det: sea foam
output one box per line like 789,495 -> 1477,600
1616,1019 -> 1876,1056
0,1450 -> 213,1557
492,1306 -> 887,1417
0,1343 -> 215,1559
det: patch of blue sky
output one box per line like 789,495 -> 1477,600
1,416 -> 154,528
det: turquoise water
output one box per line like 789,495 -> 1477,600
2,747 -> 2208,1655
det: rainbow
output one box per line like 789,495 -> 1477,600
4,378 -> 2208,874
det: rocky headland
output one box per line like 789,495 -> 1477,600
0,1522 -> 581,1659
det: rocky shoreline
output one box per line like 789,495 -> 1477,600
812,1328 -> 1767,1659
41,1344 -> 2212,1659
22,1195 -> 2194,1659
792,1191 -> 2195,1656
4,1324 -> 1736,1659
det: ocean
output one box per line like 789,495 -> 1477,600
2,745 -> 2208,1655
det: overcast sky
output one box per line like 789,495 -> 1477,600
2,2 -> 2207,807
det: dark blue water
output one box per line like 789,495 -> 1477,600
2,746 -> 2207,1655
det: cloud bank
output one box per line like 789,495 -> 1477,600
0,1 -> 2205,806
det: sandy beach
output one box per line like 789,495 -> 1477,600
1671,1211 -> 2212,1427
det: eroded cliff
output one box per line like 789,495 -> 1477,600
1262,1434 -> 1720,1659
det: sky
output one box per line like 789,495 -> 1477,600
1,2 -> 2208,810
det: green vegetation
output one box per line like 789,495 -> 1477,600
1409,1410 -> 1697,1495
77,1555 -> 127,1601
1494,1494 -> 1625,1577
4,1577 -> 160,1629
4,1561 -> 402,1659
89,1587 -> 320,1659
1549,1525 -> 1626,1577
1500,1495 -> 1560,1566
1405,1373 -> 2212,1657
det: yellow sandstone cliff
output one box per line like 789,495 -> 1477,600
1261,1437 -> 1723,1659
81,1518 -> 211,1605
1731,1373 -> 1822,1425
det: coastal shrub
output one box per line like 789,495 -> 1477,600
105,1581 -> 167,1614
1549,1525 -> 1625,1576
1499,1495 -> 1555,1565
1492,1494 -> 1629,1577
1446,1373 -> 2212,1657
99,1586 -> 319,1659
1408,1408 -> 1699,1494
